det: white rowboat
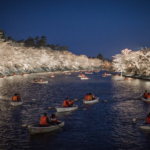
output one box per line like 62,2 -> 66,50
81,77 -> 89,80
78,75 -> 82,77
28,121 -> 64,135
140,95 -> 150,102
10,101 -> 23,106
32,81 -> 48,84
140,121 -> 150,130
55,105 -> 78,112
83,97 -> 99,104
85,72 -> 93,74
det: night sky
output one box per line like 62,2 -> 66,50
0,0 -> 150,58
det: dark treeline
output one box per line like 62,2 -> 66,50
0,29 -> 68,51
89,53 -> 111,62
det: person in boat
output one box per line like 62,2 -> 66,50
40,113 -> 50,127
12,93 -> 18,101
63,98 -> 69,107
69,99 -> 74,107
144,90 -> 148,98
92,93 -> 96,100
39,78 -> 42,82
17,94 -> 21,101
89,93 -> 92,100
146,112 -> 150,124
85,94 -> 89,100
147,93 -> 150,99
50,114 -> 58,125
33,79 -> 36,82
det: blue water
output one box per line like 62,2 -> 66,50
0,71 -> 150,150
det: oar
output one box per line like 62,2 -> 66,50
21,122 -> 39,128
132,118 -> 145,123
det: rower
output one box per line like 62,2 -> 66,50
92,93 -> 95,100
50,114 -> 58,124
146,112 -> 150,124
12,93 -> 18,101
17,94 -> 21,101
33,79 -> 36,82
69,99 -> 74,107
144,90 -> 148,98
88,93 -> 92,100
40,113 -> 50,127
63,98 -> 69,107
39,78 -> 42,82
85,94 -> 89,100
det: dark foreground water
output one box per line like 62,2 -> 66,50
0,71 -> 150,150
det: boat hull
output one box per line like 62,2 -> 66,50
140,95 -> 150,102
33,81 -> 48,84
81,78 -> 89,80
28,121 -> 64,135
83,97 -> 99,104
55,105 -> 78,112
140,122 -> 150,130
10,101 -> 23,106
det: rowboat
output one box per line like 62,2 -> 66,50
78,75 -> 82,77
81,77 -> 89,80
102,74 -> 106,77
140,94 -> 150,102
105,74 -> 111,76
65,73 -> 71,75
10,101 -> 23,106
83,97 -> 99,104
28,121 -> 64,135
32,81 -> 48,84
140,121 -> 150,130
85,72 -> 93,74
55,105 -> 78,112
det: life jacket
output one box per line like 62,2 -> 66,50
12,96 -> 18,101
63,100 -> 69,107
89,95 -> 92,100
146,116 -> 150,124
69,101 -> 74,105
40,116 -> 48,125
17,95 -> 21,100
40,79 -> 42,82
52,115 -> 58,123
147,94 -> 150,99
85,95 -> 89,100
144,92 -> 148,98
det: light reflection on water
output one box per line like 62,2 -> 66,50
0,72 -> 150,149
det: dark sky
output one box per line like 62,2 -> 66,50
0,0 -> 150,58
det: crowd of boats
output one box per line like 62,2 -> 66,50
8,70 -> 150,134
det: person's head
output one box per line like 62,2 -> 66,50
44,113 -> 47,117
89,93 -> 91,95
70,99 -> 73,101
92,93 -> 94,95
15,93 -> 17,96
66,98 -> 68,100
145,90 -> 147,92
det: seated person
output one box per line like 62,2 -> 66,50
147,93 -> 150,99
12,93 -> 18,101
85,94 -> 89,100
40,113 -> 50,127
50,114 -> 58,125
144,90 -> 148,98
17,94 -> 21,101
33,79 -> 36,82
63,98 -> 69,107
69,99 -> 74,107
39,78 -> 42,82
146,112 -> 150,124
88,93 -> 92,100
92,93 -> 96,100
